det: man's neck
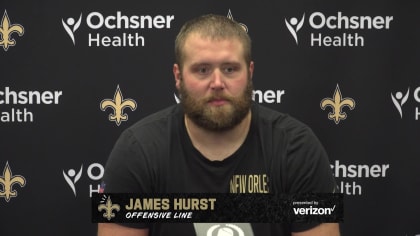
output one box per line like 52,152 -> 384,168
184,111 -> 252,161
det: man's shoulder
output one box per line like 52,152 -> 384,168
124,104 -> 181,138
254,104 -> 309,132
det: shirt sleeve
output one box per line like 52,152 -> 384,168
101,129 -> 154,229
284,124 -> 337,232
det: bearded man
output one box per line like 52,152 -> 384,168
98,14 -> 340,236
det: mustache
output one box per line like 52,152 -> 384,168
205,94 -> 232,102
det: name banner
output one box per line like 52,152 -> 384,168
92,193 -> 343,223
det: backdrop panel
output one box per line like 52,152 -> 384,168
1,0 -> 419,235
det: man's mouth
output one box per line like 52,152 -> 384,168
208,98 -> 228,106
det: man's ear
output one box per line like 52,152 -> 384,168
173,64 -> 181,90
249,61 -> 255,80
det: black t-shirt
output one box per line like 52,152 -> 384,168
102,103 -> 337,235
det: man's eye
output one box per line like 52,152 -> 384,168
224,66 -> 237,73
199,67 -> 209,74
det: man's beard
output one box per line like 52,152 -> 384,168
179,79 -> 253,132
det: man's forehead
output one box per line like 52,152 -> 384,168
179,33 -> 246,67
184,32 -> 241,44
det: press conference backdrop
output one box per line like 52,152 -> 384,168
0,0 -> 419,235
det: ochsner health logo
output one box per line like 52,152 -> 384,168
285,14 -> 305,45
63,163 -> 104,197
285,11 -> 393,47
390,86 -> 420,120
63,165 -> 83,196
61,11 -> 174,47
62,13 -> 82,45
391,88 -> 409,118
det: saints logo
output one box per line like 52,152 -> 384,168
0,162 -> 26,202
320,84 -> 356,124
227,9 -> 248,33
0,10 -> 24,51
100,85 -> 137,126
98,196 -> 120,220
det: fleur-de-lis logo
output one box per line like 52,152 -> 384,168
100,85 -> 137,126
227,9 -> 248,33
0,10 -> 24,51
98,196 -> 120,220
0,162 -> 26,202
320,84 -> 356,124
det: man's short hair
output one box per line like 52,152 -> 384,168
175,14 -> 252,70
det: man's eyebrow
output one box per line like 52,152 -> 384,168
187,61 -> 242,68
221,62 -> 241,66
189,62 -> 211,67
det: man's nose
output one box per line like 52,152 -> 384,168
210,70 -> 225,90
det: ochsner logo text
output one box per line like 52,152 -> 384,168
174,89 -> 286,104
0,87 -> 63,123
62,11 -> 175,47
285,12 -> 393,47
